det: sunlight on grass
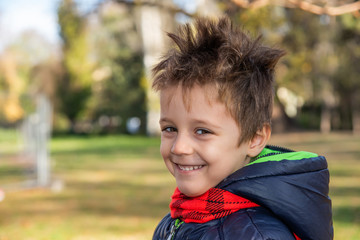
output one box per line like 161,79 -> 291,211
0,128 -> 22,155
0,132 -> 359,239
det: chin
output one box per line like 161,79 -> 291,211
178,185 -> 207,197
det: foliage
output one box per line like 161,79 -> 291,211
1,0 -> 359,134
334,13 -> 360,130
225,3 -> 360,132
57,0 -> 93,129
89,2 -> 146,134
0,31 -> 55,125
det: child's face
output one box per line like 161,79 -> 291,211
159,84 -> 251,197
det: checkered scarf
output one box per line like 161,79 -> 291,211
170,187 -> 260,223
170,187 -> 302,239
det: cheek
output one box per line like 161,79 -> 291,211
160,138 -> 170,159
201,142 -> 232,161
160,142 -> 175,176
202,142 -> 246,170
160,138 -> 175,175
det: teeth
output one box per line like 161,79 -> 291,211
178,165 -> 203,171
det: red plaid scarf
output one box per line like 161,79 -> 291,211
170,187 -> 260,224
170,187 -> 302,240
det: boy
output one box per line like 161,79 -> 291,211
152,17 -> 333,240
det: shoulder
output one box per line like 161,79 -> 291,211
153,213 -> 172,240
219,207 -> 296,240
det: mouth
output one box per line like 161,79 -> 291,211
176,164 -> 204,171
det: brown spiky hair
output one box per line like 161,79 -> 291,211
152,17 -> 286,143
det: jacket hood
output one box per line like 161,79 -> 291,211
217,145 -> 333,240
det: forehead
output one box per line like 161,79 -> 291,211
159,84 -> 238,128
160,84 -> 219,111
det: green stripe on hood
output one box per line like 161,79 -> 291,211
247,147 -> 318,166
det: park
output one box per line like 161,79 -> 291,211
1,0 -> 360,239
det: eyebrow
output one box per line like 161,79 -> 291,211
159,118 -> 172,124
192,119 -> 222,130
160,117 -> 221,129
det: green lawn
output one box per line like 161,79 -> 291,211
0,131 -> 359,239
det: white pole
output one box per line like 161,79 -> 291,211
36,94 -> 52,187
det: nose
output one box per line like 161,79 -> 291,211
171,133 -> 193,155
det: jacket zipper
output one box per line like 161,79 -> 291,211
166,219 -> 184,240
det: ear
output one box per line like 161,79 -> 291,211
247,124 -> 271,157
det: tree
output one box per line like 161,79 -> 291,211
89,2 -> 146,133
0,30 -> 56,125
57,0 -> 93,132
224,1 -> 360,133
334,13 -> 360,134
92,0 -> 360,134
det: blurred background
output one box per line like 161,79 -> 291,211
0,0 -> 359,239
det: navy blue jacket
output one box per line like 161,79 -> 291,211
153,146 -> 333,240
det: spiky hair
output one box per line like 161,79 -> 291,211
152,17 -> 285,142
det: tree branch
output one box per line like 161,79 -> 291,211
110,0 -> 196,17
231,0 -> 360,16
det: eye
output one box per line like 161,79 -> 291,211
195,128 -> 212,135
162,127 -> 177,133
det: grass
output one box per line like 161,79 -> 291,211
0,130 -> 359,239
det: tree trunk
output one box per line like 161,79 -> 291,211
352,91 -> 360,135
137,0 -> 175,136
353,110 -> 360,135
320,104 -> 331,133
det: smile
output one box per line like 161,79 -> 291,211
177,164 -> 204,171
